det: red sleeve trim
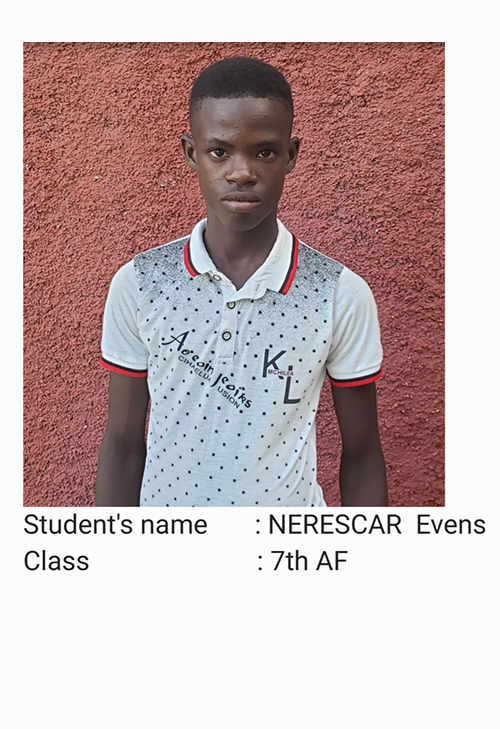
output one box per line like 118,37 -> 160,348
329,368 -> 382,388
100,357 -> 148,378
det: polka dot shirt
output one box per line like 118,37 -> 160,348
100,219 -> 383,506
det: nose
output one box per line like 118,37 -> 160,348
226,155 -> 256,185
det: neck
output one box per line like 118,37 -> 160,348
203,212 -> 279,285
204,212 -> 278,258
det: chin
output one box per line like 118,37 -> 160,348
214,207 -> 275,234
226,214 -> 263,230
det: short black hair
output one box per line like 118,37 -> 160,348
189,56 -> 293,124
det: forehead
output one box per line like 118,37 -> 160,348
190,97 -> 292,140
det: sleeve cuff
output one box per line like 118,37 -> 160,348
328,368 -> 382,388
100,357 -> 148,378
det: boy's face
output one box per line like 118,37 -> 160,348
182,96 -> 299,236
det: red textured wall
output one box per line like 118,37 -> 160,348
23,42 -> 444,507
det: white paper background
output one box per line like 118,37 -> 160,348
6,12 -> 499,729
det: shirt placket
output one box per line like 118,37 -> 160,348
210,274 -> 238,364
211,271 -> 267,364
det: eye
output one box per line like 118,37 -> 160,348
208,149 -> 228,158
257,149 -> 276,159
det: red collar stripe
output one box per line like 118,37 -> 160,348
184,233 -> 299,292
279,235 -> 299,295
184,239 -> 199,277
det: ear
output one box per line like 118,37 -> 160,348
285,136 -> 300,174
181,134 -> 198,171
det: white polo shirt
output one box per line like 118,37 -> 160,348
100,219 -> 383,506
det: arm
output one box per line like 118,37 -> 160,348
331,382 -> 388,506
95,372 -> 150,506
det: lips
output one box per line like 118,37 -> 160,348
221,192 -> 261,212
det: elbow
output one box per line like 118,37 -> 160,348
99,431 -> 146,461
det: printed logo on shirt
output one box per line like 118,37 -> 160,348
162,330 -> 214,381
162,331 -> 252,410
161,333 -> 301,408
210,373 -> 252,408
262,348 -> 301,405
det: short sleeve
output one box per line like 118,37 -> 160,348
327,267 -> 383,387
100,260 -> 149,377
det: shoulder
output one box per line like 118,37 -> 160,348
134,234 -> 190,270
336,265 -> 376,303
107,258 -> 136,294
297,238 -> 344,276
107,233 -> 191,295
295,237 -> 374,302
131,234 -> 190,290
290,238 -> 344,300
292,233 -> 379,326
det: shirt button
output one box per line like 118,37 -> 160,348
213,274 -> 221,281
222,331 -> 232,341
227,301 -> 236,309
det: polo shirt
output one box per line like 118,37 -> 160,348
100,219 -> 383,507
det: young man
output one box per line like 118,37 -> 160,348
96,56 -> 387,507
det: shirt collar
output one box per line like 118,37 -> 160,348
183,218 -> 299,296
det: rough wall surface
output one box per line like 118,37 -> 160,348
23,42 -> 444,507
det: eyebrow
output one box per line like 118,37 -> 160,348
205,136 -> 281,148
206,137 -> 232,147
